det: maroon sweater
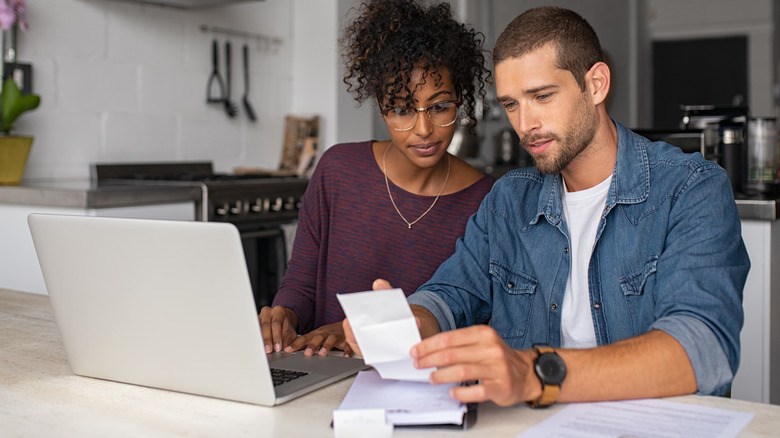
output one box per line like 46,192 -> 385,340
272,141 -> 495,333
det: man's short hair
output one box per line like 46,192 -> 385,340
493,6 -> 603,90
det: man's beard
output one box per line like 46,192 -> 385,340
521,96 -> 598,175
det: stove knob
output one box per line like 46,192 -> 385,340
284,196 -> 296,210
249,199 -> 263,213
229,200 -> 243,215
263,197 -> 271,212
271,197 -> 283,212
215,202 -> 229,217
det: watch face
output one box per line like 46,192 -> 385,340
535,353 -> 567,385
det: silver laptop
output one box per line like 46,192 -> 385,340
27,213 -> 366,406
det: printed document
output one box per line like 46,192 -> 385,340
517,398 -> 754,438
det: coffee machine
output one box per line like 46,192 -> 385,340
680,105 -> 779,196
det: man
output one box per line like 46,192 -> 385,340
345,6 -> 749,407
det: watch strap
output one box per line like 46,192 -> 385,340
530,345 -> 561,408
534,345 -> 555,355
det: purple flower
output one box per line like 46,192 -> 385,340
10,0 -> 24,13
0,0 -> 27,31
0,3 -> 15,31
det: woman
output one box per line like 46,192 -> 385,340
259,0 -> 494,357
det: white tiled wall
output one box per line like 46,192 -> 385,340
16,0 -> 295,180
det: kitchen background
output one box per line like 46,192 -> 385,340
14,0 -> 779,181
17,0 -> 373,181
3,0 -> 780,406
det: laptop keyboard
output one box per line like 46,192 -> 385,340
271,368 -> 308,387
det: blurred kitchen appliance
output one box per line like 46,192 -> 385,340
676,105 -> 780,196
718,122 -> 746,193
495,127 -> 518,165
93,162 -> 309,310
447,118 -> 480,159
681,105 -> 748,163
745,117 -> 779,196
633,129 -> 706,157
680,105 -> 754,194
493,126 -> 533,167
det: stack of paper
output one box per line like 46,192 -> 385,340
339,370 -> 466,426
334,289 -> 476,430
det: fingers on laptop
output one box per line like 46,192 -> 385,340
259,305 -> 298,353
285,321 -> 350,357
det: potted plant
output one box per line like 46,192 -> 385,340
0,0 -> 39,185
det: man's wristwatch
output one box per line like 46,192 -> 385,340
529,345 -> 567,408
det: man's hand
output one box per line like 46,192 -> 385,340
285,321 -> 353,357
371,278 -> 392,290
342,318 -> 360,357
258,305 -> 298,354
410,325 -> 541,406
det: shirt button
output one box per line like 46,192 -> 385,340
564,247 -> 569,254
594,302 -> 602,310
507,282 -> 515,289
551,303 -> 558,310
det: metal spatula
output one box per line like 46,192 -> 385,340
242,44 -> 257,122
206,39 -> 225,104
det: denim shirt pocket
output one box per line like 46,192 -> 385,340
618,255 -> 659,332
489,262 -> 537,339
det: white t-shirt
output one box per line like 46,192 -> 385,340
560,174 -> 612,349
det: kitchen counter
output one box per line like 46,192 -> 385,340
2,179 -> 778,220
0,179 -> 202,209
3,287 -> 780,437
735,195 -> 780,221
0,180 -> 202,295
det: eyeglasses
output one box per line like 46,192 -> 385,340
380,100 -> 463,131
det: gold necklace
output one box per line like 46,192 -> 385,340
382,143 -> 451,230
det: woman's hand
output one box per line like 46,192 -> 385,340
285,321 -> 353,357
258,305 -> 299,354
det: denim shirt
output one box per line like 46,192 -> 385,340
408,121 -> 750,396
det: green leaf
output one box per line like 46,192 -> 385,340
1,77 -> 41,134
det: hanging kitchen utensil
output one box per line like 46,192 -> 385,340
206,39 -> 225,103
223,41 -> 239,118
242,44 -> 257,122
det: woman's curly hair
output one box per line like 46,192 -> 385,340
340,0 -> 490,129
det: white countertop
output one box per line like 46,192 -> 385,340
2,288 -> 780,437
0,179 -> 202,209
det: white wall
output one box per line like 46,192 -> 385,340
290,0 -> 372,150
15,0 -> 371,183
20,0 -> 294,180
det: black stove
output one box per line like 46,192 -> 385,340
93,162 -> 309,223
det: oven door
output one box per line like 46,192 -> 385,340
236,222 -> 289,312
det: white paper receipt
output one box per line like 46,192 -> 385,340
337,288 -> 433,381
